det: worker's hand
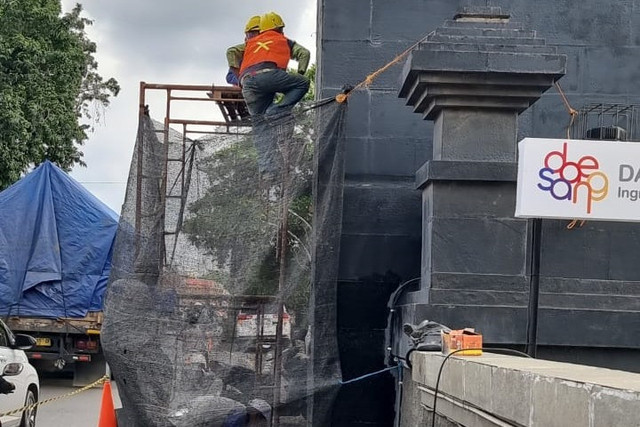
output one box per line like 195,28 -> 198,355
298,70 -> 307,76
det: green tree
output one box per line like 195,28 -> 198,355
183,67 -> 317,312
0,1 -> 120,189
183,138 -> 276,294
302,63 -> 316,102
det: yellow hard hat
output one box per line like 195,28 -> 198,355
259,12 -> 285,33
245,15 -> 261,33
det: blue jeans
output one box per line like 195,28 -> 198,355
241,69 -> 309,116
242,70 -> 306,177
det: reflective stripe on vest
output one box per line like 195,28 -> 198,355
239,31 -> 291,76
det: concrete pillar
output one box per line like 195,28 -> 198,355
398,6 -> 566,342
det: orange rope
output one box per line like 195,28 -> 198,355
334,33 -> 588,232
554,82 -> 577,116
566,219 -> 586,229
553,82 -> 585,230
554,81 -> 578,139
336,31 -> 435,103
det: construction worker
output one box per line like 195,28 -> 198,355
226,16 -> 261,86
239,12 -> 311,116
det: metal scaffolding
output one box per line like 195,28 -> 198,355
136,82 -> 252,266
134,82 -> 290,425
572,103 -> 640,141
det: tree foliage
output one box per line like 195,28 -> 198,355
183,138 -> 276,293
183,68 -> 317,311
302,64 -> 315,102
0,1 -> 120,189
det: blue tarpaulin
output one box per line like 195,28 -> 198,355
0,161 -> 118,318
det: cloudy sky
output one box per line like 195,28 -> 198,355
62,0 -> 317,212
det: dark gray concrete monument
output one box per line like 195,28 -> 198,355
318,1 -> 640,425
399,6 -> 566,343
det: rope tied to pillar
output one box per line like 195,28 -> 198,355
553,81 -> 586,230
554,81 -> 579,139
335,31 -> 435,103
332,30 -> 587,233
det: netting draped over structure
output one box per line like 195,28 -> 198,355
102,96 -> 346,426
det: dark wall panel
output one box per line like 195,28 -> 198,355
318,0 -> 640,425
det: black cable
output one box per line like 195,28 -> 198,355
384,277 -> 419,426
525,218 -> 543,357
395,361 -> 403,427
299,96 -> 337,113
404,348 -> 418,370
431,348 -> 532,427
299,85 -> 354,113
385,277 -> 420,366
390,277 -> 421,308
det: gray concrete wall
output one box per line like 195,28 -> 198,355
404,351 -> 640,427
318,1 -> 640,425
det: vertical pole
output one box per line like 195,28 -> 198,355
134,82 -> 146,259
160,89 -> 172,268
181,124 -> 187,204
256,302 -> 264,377
135,82 -> 146,240
526,218 -> 542,357
272,128 -> 290,427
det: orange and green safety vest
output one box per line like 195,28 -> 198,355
238,30 -> 310,78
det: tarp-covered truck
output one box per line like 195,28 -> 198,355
0,161 -> 118,385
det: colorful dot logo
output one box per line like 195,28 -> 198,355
537,142 -> 609,214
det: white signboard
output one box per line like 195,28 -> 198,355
516,138 -> 640,222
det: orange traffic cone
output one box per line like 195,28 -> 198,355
97,380 -> 117,427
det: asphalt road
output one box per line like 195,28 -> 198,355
35,375 -> 121,427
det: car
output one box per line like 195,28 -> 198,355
0,319 -> 39,427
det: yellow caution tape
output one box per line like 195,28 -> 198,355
0,375 -> 109,418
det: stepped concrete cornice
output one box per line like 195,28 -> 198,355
399,6 -> 567,120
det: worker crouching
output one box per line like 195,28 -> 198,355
239,12 -> 310,117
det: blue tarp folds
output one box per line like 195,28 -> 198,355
0,161 -> 118,318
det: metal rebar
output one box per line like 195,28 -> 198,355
271,128 -> 293,427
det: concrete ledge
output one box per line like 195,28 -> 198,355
415,160 -> 517,189
454,6 -> 510,20
406,351 -> 640,426
400,50 -> 565,98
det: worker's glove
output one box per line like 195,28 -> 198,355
298,70 -> 306,76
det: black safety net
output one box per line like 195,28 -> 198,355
102,98 -> 347,426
